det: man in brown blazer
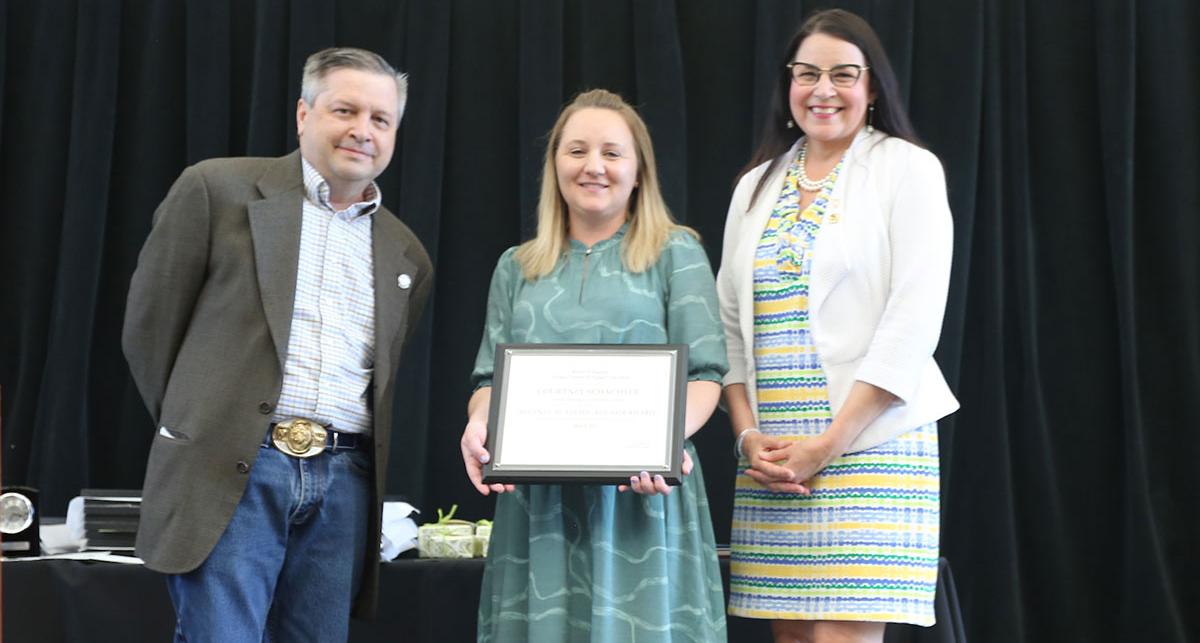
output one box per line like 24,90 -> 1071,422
123,47 -> 431,641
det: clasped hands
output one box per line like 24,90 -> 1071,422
742,431 -> 837,495
460,419 -> 689,497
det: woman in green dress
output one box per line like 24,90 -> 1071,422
460,89 -> 729,643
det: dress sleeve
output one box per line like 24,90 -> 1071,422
663,232 -> 729,383
470,247 -> 520,390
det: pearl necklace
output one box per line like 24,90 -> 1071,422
797,143 -> 833,193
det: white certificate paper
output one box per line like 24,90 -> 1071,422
484,345 -> 687,483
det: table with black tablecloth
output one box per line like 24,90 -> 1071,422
3,557 -> 963,642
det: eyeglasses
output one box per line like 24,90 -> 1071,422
786,62 -> 869,88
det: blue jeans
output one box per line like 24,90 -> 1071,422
166,438 -> 371,642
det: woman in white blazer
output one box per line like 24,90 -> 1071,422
717,10 -> 958,643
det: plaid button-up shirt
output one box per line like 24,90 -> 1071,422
272,157 -> 380,434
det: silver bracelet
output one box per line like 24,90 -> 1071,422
734,428 -> 761,459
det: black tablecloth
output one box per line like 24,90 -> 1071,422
3,556 -> 964,642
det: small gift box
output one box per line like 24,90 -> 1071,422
417,505 -> 477,558
473,519 -> 492,558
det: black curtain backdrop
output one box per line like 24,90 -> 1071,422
2,1 -> 1197,641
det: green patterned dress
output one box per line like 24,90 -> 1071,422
471,225 -> 728,642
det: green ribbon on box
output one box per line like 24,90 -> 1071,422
436,504 -> 459,523
418,504 -> 476,558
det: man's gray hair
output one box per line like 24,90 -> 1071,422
300,47 -> 408,116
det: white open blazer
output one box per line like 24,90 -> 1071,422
716,128 -> 959,453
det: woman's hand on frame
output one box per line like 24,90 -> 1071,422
618,449 -> 693,495
460,418 -> 514,496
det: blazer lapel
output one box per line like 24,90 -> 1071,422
248,152 -> 304,370
809,174 -> 850,316
739,145 -> 796,302
809,130 -> 875,316
372,212 -> 420,395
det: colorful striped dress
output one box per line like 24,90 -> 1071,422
727,153 -> 941,626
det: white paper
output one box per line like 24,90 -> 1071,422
2,551 -> 144,564
496,351 -> 674,469
65,496 -> 88,543
39,523 -> 85,555
380,501 -> 420,561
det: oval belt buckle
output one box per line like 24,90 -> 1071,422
272,418 -> 327,458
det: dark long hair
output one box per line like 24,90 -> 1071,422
739,9 -> 922,207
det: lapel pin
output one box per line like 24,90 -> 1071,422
827,213 -> 840,224
397,274 -> 412,289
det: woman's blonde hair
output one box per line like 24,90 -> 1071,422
514,89 -> 697,280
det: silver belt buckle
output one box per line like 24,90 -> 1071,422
271,418 -> 327,458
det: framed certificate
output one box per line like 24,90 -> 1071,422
482,344 -> 688,485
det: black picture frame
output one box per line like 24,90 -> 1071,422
482,344 -> 688,485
